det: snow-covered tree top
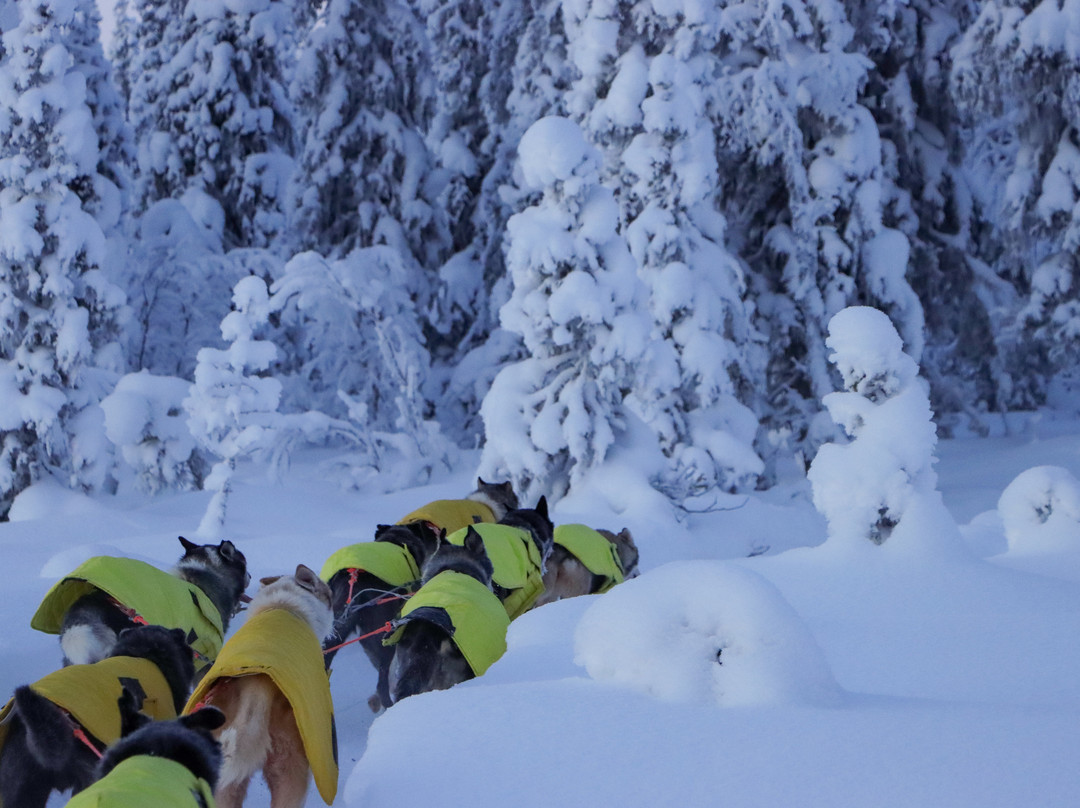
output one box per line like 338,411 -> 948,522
517,115 -> 601,191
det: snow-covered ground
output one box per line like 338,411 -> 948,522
5,410 -> 1080,807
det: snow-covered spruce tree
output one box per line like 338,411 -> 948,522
131,0 -> 297,250
437,0 -> 575,444
479,116 -> 650,504
697,0 -> 927,473
559,2 -> 766,498
844,0 -> 1012,428
951,0 -> 1080,407
807,306 -> 962,558
0,0 -> 127,517
185,276 -> 283,536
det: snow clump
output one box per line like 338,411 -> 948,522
998,465 -> 1080,554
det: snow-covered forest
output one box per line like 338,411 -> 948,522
0,0 -> 1077,522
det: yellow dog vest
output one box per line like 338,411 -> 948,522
0,655 -> 177,773
64,755 -> 216,808
397,499 -> 495,533
553,524 -> 626,592
184,609 -> 337,805
384,571 -> 509,676
446,523 -> 545,619
319,542 -> 420,588
31,556 -> 225,672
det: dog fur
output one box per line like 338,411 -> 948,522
323,521 -> 441,711
467,478 -> 520,521
535,527 -> 640,607
199,564 -> 334,808
498,496 -> 555,572
387,530 -> 497,703
81,707 -> 226,806
0,624 -> 196,808
59,537 -> 250,667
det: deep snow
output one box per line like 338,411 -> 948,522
4,411 -> 1080,807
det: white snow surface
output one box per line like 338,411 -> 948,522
4,419 -> 1080,807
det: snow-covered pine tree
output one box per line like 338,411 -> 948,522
185,275 -> 283,536
560,1 -> 766,498
0,0 -> 127,517
131,0 -> 297,250
479,116 -> 650,503
807,306 -> 963,558
702,0 -> 926,475
951,0 -> 1080,407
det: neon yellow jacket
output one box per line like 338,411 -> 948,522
384,571 -> 509,676
184,609 -> 337,805
0,655 -> 178,779
397,499 -> 495,533
64,755 -> 216,808
318,542 -> 420,587
31,557 -> 225,672
446,523 -> 545,619
553,524 -> 626,592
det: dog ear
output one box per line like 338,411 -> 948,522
178,536 -> 198,553
374,524 -> 393,540
477,476 -> 486,488
535,496 -> 549,519
259,574 -> 282,587
181,705 -> 226,732
463,526 -> 486,557
294,564 -> 319,589
218,540 -> 238,560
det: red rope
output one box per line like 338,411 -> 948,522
323,621 -> 395,655
72,725 -> 103,759
345,568 -> 361,605
109,597 -> 148,626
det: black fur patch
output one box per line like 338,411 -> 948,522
94,707 -> 225,789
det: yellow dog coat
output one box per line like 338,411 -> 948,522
31,557 -> 225,672
446,523 -> 545,619
552,524 -> 626,592
397,499 -> 495,534
64,755 -> 216,808
184,609 -> 337,805
384,571 -> 509,676
318,542 -> 420,588
0,655 -> 177,766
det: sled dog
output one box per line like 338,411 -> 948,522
0,625 -> 196,808
67,707 -> 226,808
396,478 -> 520,534
35,537 -> 250,671
185,564 -> 338,808
321,520 -> 442,710
535,525 -> 640,607
386,530 -> 509,703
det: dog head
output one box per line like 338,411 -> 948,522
598,527 -> 640,579
111,625 -> 196,713
374,521 -> 442,571
176,537 -> 251,623
468,478 -> 520,521
498,496 -> 554,567
387,614 -> 473,703
94,706 -> 226,789
252,564 -> 335,641
419,527 -> 494,587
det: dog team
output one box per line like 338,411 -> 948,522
0,479 -> 639,807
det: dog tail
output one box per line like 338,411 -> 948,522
12,686 -> 79,771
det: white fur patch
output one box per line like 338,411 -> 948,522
60,623 -> 115,665
248,580 -> 334,641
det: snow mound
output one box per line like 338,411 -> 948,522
574,561 -> 842,707
998,465 -> 1080,554
517,116 -> 599,189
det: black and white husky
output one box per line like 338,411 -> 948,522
387,530 -> 501,703
468,478 -> 521,521
499,496 -> 555,570
0,625 -> 197,808
59,537 -> 250,666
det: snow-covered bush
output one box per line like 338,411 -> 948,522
102,371 -> 205,493
479,116 -> 650,503
574,561 -> 841,708
998,465 -> 1080,555
808,307 -> 942,547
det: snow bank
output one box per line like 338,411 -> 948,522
574,561 -> 842,707
998,465 -> 1080,554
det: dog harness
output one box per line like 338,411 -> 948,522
446,523 -> 545,619
30,557 -> 225,672
184,608 -> 338,805
318,541 -> 421,588
64,755 -> 216,808
383,570 -> 509,677
0,656 -> 177,760
397,499 -> 495,534
552,524 -> 626,592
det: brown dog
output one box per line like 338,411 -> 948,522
185,564 -> 337,808
535,526 -> 639,608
